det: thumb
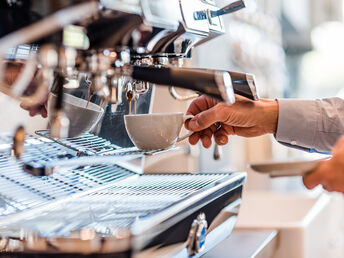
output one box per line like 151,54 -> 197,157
188,104 -> 225,132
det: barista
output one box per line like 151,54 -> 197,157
185,95 -> 344,193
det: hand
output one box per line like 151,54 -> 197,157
20,97 -> 48,118
4,61 -> 48,118
303,137 -> 344,193
185,95 -> 279,148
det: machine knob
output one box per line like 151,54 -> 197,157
194,0 -> 246,20
11,125 -> 25,159
186,213 -> 208,256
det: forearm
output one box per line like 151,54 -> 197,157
275,98 -> 344,152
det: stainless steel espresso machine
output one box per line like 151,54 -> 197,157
0,0 -> 258,257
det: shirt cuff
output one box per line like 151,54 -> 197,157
275,99 -> 319,149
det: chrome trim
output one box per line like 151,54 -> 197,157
168,86 -> 199,101
100,0 -> 142,14
246,73 -> 259,100
0,173 -> 243,254
141,0 -> 181,30
131,172 -> 245,235
23,154 -> 142,176
214,71 -> 235,105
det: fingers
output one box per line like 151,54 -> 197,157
40,106 -> 47,118
185,96 -> 219,130
189,133 -> 201,145
214,133 -> 228,145
20,103 -> 47,118
188,104 -> 229,132
303,171 -> 322,190
189,129 -> 214,148
188,125 -> 224,148
303,161 -> 329,190
200,128 -> 213,148
185,95 -> 218,116
20,92 -> 48,118
214,125 -> 233,145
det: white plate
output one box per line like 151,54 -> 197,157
249,158 -> 329,177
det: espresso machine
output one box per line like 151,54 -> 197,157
0,0 -> 258,257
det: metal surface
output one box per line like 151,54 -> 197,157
203,229 -> 278,258
35,130 -> 178,157
0,171 -> 243,254
0,133 -> 135,217
0,174 -> 229,237
0,132 -> 245,254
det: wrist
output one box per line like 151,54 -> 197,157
261,99 -> 279,134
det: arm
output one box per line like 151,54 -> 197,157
276,98 -> 344,153
186,95 -> 344,152
185,95 -> 278,148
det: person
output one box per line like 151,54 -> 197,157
185,95 -> 344,193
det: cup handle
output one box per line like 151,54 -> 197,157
177,114 -> 194,143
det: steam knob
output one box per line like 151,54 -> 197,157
12,125 -> 25,159
133,80 -> 149,94
186,213 -> 208,256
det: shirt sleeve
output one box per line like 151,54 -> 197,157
275,98 -> 344,153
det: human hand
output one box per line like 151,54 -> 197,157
303,137 -> 344,193
4,61 -> 48,118
20,97 -> 48,118
184,95 -> 279,148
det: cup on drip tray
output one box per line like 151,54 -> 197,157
124,112 -> 194,151
48,93 -> 104,138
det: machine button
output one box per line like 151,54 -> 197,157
186,213 -> 208,256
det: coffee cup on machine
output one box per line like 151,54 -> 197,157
124,112 -> 194,151
48,93 -> 104,138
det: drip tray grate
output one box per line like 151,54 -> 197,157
0,174 -> 229,238
0,133 -> 135,218
35,130 -> 177,157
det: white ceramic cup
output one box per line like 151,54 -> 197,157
124,112 -> 194,150
48,93 -> 104,138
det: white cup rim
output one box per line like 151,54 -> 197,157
124,112 -> 183,118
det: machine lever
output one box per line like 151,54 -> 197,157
211,0 -> 246,17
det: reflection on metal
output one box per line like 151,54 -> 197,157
11,125 -> 25,159
168,86 -> 199,101
213,143 -> 222,161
